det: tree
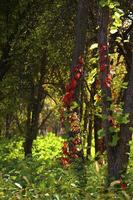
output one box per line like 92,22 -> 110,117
98,0 -> 133,182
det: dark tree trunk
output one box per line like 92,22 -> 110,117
111,32 -> 133,178
98,6 -> 115,182
67,0 -> 89,159
5,114 -> 12,139
98,4 -> 133,182
94,115 -> 105,158
24,53 -> 47,157
0,43 -> 11,81
84,87 -> 94,159
71,0 -> 88,111
91,81 -> 106,159
24,138 -> 33,157
24,84 -> 44,157
86,113 -> 93,158
71,0 -> 88,69
24,86 -> 35,157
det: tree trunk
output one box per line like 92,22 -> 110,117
111,32 -> 133,178
24,138 -> 33,157
24,53 -> 47,157
71,0 -> 88,69
24,85 -> 35,157
0,43 -> 11,81
86,113 -> 93,158
5,114 -> 12,139
67,0 -> 89,159
98,6 -> 116,182
94,115 -> 105,158
84,85 -> 95,159
98,5 -> 133,182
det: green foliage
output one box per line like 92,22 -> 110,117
110,8 -> 124,34
70,101 -> 79,111
87,68 -> 97,87
0,134 -> 133,199
33,132 -> 64,161
97,128 -> 105,138
109,134 -> 119,147
0,1 -> 133,199
99,0 -> 120,8
89,43 -> 98,50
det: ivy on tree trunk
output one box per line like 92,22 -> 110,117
70,0 -> 88,158
98,6 -> 115,182
98,4 -> 133,183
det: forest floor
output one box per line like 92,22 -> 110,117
0,133 -> 133,200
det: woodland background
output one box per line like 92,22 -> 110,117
0,0 -> 133,199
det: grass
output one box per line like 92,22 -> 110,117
0,133 -> 133,200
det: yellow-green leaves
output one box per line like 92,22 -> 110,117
110,9 -> 124,34
99,0 -> 120,8
89,43 -> 98,50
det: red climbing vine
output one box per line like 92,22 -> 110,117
60,56 -> 83,167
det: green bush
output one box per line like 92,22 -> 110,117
0,133 -> 132,199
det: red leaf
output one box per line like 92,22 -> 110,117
62,149 -> 69,155
120,183 -> 127,190
63,142 -> 68,148
72,137 -> 81,145
104,81 -> 110,88
70,146 -> 77,153
70,78 -> 77,90
61,157 -> 70,166
72,66 -> 78,72
99,44 -> 107,55
62,91 -> 74,106
74,72 -> 81,80
62,95 -> 69,106
101,55 -> 107,62
70,153 -> 79,158
104,74 -> 112,88
100,64 -> 107,71
65,83 -> 71,92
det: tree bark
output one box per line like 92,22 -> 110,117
111,32 -> 133,178
69,0 -> 89,159
98,6 -> 116,181
98,5 -> 133,182
86,113 -> 93,158
24,53 -> 47,157
24,82 -> 44,157
94,115 -> 105,158
0,43 -> 11,81
71,0 -> 88,69
5,113 -> 12,139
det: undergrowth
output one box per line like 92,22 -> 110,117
0,133 -> 132,200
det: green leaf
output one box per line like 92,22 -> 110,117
53,194 -> 60,200
109,126 -> 119,133
87,68 -> 97,86
89,43 -> 98,50
129,127 -> 133,132
110,29 -> 118,34
99,0 -> 108,7
109,134 -> 119,147
117,113 -> 129,124
97,128 -> 105,138
70,101 -> 79,110
115,36 -> 122,42
109,3 -> 115,9
15,182 -> 23,189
